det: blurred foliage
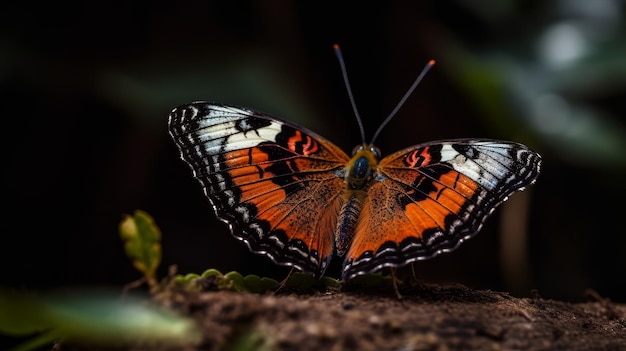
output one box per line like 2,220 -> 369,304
0,289 -> 200,351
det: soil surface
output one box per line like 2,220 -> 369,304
79,280 -> 626,351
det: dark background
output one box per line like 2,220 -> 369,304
2,2 -> 625,302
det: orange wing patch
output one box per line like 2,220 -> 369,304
344,171 -> 481,265
403,170 -> 480,229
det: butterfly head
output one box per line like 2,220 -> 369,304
345,144 -> 381,190
351,144 -> 381,159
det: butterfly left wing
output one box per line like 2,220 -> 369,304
169,102 -> 350,277
342,139 -> 541,280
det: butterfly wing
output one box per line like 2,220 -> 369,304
169,102 -> 350,276
342,139 -> 541,280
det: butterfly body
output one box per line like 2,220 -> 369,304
333,146 -> 378,253
169,102 -> 541,281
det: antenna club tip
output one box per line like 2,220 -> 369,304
428,59 -> 436,66
333,43 -> 340,50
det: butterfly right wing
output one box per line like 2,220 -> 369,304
168,102 -> 350,276
342,139 -> 541,280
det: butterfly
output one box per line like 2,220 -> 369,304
168,46 -> 541,283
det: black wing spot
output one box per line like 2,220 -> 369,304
395,164 -> 451,208
452,144 -> 478,159
236,117 -> 272,135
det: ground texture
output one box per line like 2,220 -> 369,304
98,281 -> 626,351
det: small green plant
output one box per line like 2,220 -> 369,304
171,268 -> 279,293
119,209 -> 162,289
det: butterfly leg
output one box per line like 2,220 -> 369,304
273,267 -> 297,295
410,263 -> 418,283
390,268 -> 403,299
406,263 -> 428,293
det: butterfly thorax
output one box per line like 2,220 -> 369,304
345,144 -> 381,190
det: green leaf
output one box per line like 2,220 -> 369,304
170,273 -> 202,286
283,272 -> 318,290
200,268 -> 223,278
344,272 -> 393,290
223,271 -> 246,292
119,210 -> 162,287
318,276 -> 343,289
243,274 -> 279,293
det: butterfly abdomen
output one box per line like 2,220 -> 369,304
335,191 -> 365,256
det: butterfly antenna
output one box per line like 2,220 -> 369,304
334,44 -> 367,145
369,59 -> 436,145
